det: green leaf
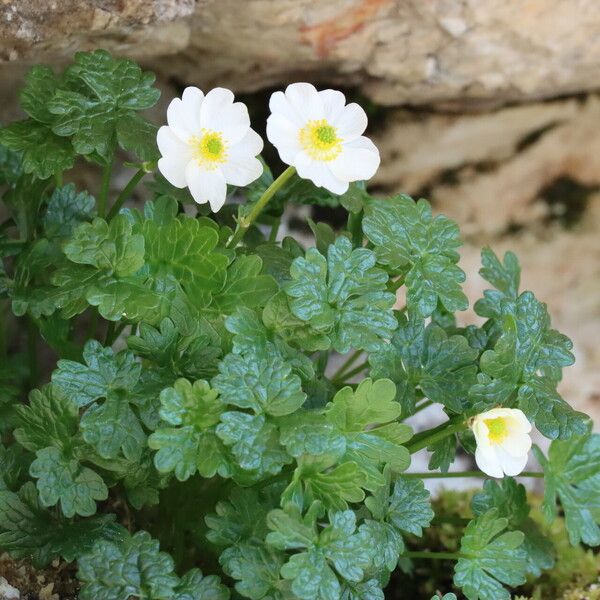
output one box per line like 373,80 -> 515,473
472,478 -> 554,576
148,379 -> 230,480
14,385 -> 78,452
213,348 -> 306,417
474,248 -> 520,320
174,568 -> 230,600
219,543 -> 284,600
0,119 -> 75,179
143,217 -> 228,307
77,530 -> 179,600
325,379 -> 411,488
81,394 -> 146,461
65,215 -> 144,277
535,432 -> 600,546
266,505 -> 375,600
48,50 -> 160,162
454,508 -> 527,600
20,65 -> 61,124
43,183 -> 95,239
370,316 -> 478,415
427,435 -> 457,473
366,473 -> 434,537
362,195 -> 467,316
0,482 -> 125,568
216,412 -> 289,477
116,112 -> 159,162
284,237 -> 397,353
29,447 -> 108,518
205,487 -> 271,547
212,255 -> 278,312
471,291 -> 588,438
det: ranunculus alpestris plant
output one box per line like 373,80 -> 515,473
0,50 -> 597,600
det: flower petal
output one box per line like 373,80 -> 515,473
167,86 -> 204,142
319,89 -> 347,122
222,129 -> 264,186
266,113 -> 302,165
330,136 -> 380,182
500,432 -> 532,458
185,163 -> 227,211
496,446 -> 528,477
269,90 -> 304,128
199,88 -> 250,144
295,153 -> 349,195
158,157 -> 188,188
475,446 -> 504,478
284,82 -> 324,122
333,102 -> 368,141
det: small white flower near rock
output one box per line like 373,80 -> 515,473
157,86 -> 264,212
471,407 -> 532,478
266,83 -> 380,194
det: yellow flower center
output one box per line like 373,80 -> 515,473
190,129 -> 227,169
485,417 -> 509,444
299,119 -> 342,162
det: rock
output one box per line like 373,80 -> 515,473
0,577 -> 19,600
2,1 -> 600,109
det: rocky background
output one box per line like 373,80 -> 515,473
1,0 -> 599,425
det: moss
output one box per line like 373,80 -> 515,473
387,488 -> 600,600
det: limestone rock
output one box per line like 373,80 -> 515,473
2,1 -> 600,109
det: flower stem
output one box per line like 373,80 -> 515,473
331,349 -> 363,380
403,471 -> 544,479
403,551 -> 465,560
269,217 -> 281,243
387,276 -> 405,293
412,398 -> 433,415
347,209 -> 363,247
227,166 -> 296,248
98,160 -> 113,219
27,316 -> 38,387
55,171 -> 63,187
406,418 -> 467,454
332,360 -> 369,385
107,168 -> 145,220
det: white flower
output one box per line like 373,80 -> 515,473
157,87 -> 263,212
266,83 -> 380,195
471,408 -> 532,478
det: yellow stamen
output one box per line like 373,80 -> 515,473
190,129 -> 227,169
485,417 -> 509,444
299,119 -> 342,162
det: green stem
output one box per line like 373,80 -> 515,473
387,276 -> 405,293
412,398 -> 433,415
316,351 -> 329,377
227,166 -> 296,248
268,217 -> 281,243
104,321 -> 116,346
403,551 -> 464,561
27,316 -> 38,387
107,168 -> 145,220
55,171 -> 63,187
98,160 -> 113,219
406,418 -> 467,454
347,210 -> 363,247
332,360 -> 369,384
331,350 -> 363,380
404,471 -> 544,479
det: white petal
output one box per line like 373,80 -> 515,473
185,163 -> 227,211
330,137 -> 380,182
475,446 -> 504,478
167,87 -> 204,141
269,90 -> 304,128
284,82 -> 324,122
157,126 -> 191,160
500,432 -> 532,458
510,409 -> 533,433
295,153 -> 348,195
158,157 -> 188,188
333,102 -> 368,141
222,129 -> 264,186
496,446 -> 529,477
319,89 -> 347,122
200,88 -> 250,144
266,113 -> 302,165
